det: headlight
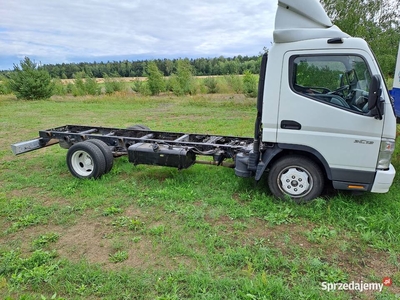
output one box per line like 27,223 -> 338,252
377,139 -> 395,170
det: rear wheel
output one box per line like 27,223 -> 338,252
86,139 -> 114,174
268,155 -> 324,203
66,142 -> 106,179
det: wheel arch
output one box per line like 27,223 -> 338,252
258,143 -> 332,180
275,144 -> 331,179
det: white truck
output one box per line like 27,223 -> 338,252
11,0 -> 397,202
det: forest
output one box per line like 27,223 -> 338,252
23,56 -> 262,79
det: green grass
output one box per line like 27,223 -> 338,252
0,93 -> 400,299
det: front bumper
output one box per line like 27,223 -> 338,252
371,164 -> 396,193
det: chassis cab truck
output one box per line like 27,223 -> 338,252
11,0 -> 396,202
241,0 -> 396,201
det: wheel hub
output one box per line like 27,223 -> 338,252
71,150 -> 94,176
84,157 -> 92,167
280,167 -> 311,196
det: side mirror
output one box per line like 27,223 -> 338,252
368,75 -> 384,119
368,75 -> 380,110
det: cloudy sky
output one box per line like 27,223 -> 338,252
0,0 -> 276,70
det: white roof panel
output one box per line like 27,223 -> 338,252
274,0 -> 349,43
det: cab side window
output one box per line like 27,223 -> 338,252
291,55 -> 371,112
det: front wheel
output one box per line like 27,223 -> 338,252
66,142 -> 106,179
268,155 -> 324,203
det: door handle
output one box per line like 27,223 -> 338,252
281,120 -> 301,130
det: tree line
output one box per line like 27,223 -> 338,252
2,56 -> 262,80
0,57 -> 260,99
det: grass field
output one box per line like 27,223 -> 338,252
0,93 -> 400,299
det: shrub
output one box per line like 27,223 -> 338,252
165,76 -> 174,92
66,83 -> 74,94
146,61 -> 165,95
224,75 -> 243,94
168,75 -> 183,96
132,79 -> 143,93
243,70 -> 258,97
83,76 -> 100,95
52,79 -> 67,96
171,60 -> 196,96
203,77 -> 219,94
132,80 -> 151,96
0,75 -> 12,95
71,72 -> 100,96
104,74 -> 126,94
6,57 -> 54,100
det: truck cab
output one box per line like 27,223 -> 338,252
255,0 -> 396,201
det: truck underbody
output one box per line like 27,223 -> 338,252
12,124 -> 255,172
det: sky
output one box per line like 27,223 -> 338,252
0,0 -> 276,71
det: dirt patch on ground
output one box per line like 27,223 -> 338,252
55,219 -> 112,265
0,224 -> 65,254
53,209 -> 192,271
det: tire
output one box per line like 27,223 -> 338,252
267,155 -> 324,203
127,124 -> 151,131
86,139 -> 114,174
66,142 -> 106,179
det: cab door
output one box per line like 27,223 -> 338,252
277,50 -> 384,184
